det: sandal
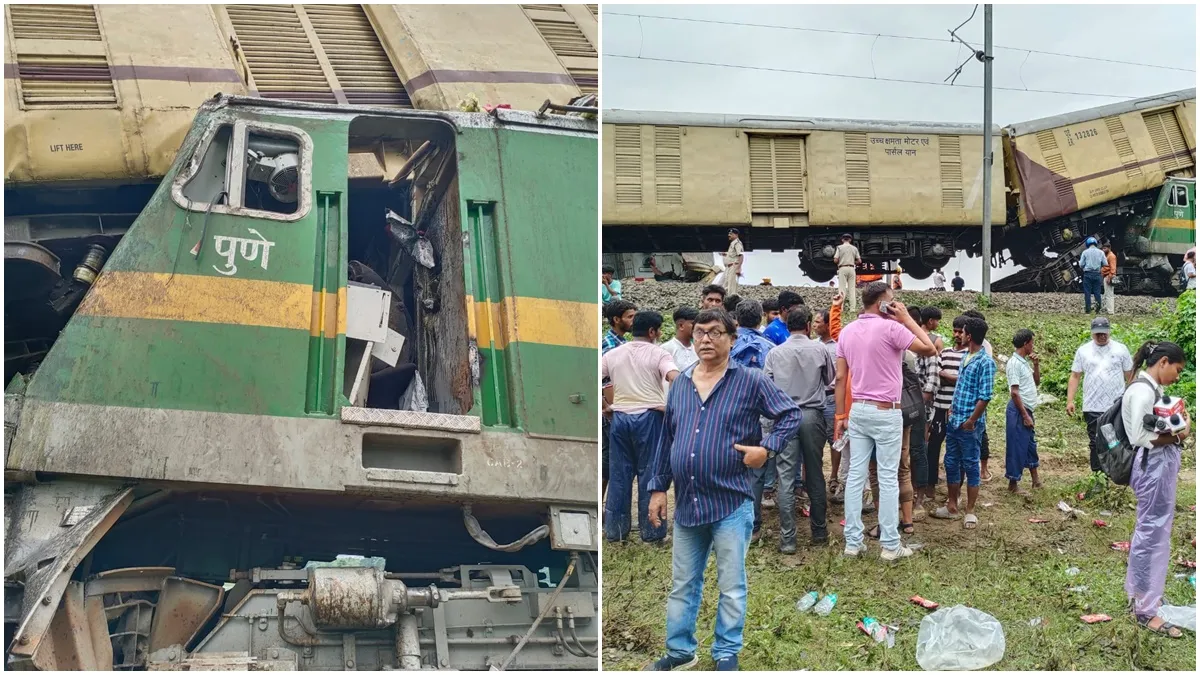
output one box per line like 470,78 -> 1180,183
963,514 -> 978,530
932,506 -> 961,520
901,522 -> 914,535
868,524 -> 881,540
1138,615 -> 1184,639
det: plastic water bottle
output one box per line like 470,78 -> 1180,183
814,593 -> 838,616
861,617 -> 893,647
795,591 -> 820,613
1100,423 -> 1119,450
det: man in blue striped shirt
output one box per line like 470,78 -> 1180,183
645,309 -> 802,671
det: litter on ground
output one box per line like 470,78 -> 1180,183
911,595 -> 939,610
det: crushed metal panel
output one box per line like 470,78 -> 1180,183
147,577 -> 225,653
6,487 -> 133,665
84,567 -> 176,597
29,580 -> 113,670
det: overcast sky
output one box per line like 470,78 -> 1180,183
602,3 -> 1197,289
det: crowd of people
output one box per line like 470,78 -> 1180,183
600,279 -> 1191,669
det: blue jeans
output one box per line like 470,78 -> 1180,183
665,500 -> 754,661
605,410 -> 668,542
1082,271 -> 1103,313
944,424 -> 982,488
844,402 -> 903,551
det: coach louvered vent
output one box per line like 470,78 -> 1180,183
8,4 -> 118,109
224,4 -> 411,107
302,4 -> 412,107
521,4 -> 598,94
1142,109 -> 1194,172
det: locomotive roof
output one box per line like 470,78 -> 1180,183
603,110 -> 1001,136
204,94 -> 598,135
1005,88 -> 1195,137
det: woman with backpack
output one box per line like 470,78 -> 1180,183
1123,341 -> 1189,638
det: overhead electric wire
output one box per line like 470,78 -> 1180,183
603,53 -> 1158,101
604,11 -> 1196,73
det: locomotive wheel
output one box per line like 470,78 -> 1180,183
800,262 -> 836,284
900,259 -> 933,280
1010,245 -> 1051,269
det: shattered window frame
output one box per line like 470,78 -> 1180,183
171,118 -> 315,223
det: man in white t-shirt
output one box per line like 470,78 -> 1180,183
602,311 -> 680,545
933,268 -> 947,292
1005,329 -> 1042,494
661,306 -> 699,372
1066,317 -> 1134,473
834,233 -> 861,313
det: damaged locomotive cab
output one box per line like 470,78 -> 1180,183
4,96 -> 599,670
342,115 -> 472,418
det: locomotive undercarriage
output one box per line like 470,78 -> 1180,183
992,188 -> 1182,296
3,482 -> 598,670
604,188 -> 1183,295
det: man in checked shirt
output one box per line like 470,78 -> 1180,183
644,308 -> 802,672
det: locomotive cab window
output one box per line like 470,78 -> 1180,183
180,124 -> 233,206
172,120 -> 312,222
1168,184 -> 1189,208
242,132 -> 301,215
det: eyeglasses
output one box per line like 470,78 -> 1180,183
693,329 -> 729,341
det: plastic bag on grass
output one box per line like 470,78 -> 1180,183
916,605 -> 1005,671
1157,605 -> 1196,632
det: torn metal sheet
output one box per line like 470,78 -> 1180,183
6,487 -> 133,666
148,577 -> 225,652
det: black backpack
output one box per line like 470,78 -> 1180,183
900,361 -> 926,426
1093,379 -> 1157,485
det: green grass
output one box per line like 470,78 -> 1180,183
602,309 -> 1197,670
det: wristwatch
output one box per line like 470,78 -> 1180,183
766,450 -> 776,459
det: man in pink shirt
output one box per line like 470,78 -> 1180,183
835,282 -> 937,561
602,311 -> 680,544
